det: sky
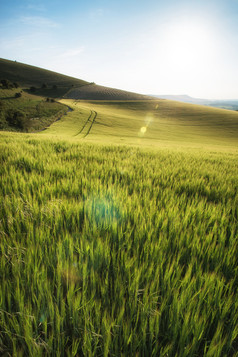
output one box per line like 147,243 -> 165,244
0,0 -> 238,99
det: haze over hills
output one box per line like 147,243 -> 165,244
152,95 -> 210,105
153,94 -> 238,110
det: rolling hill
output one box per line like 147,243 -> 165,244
0,58 -> 153,100
43,99 -> 238,149
0,58 -> 89,89
1,58 -> 238,148
64,83 -> 154,100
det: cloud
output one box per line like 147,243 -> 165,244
59,47 -> 85,58
89,9 -> 104,20
19,16 -> 59,28
26,3 -> 46,12
0,36 -> 32,50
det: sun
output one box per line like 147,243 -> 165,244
160,19 -> 216,73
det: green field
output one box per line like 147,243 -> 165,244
44,99 -> 238,148
0,130 -> 238,356
1,60 -> 238,356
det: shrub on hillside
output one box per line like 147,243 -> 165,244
15,92 -> 22,98
6,109 -> 29,130
0,101 -> 6,129
1,79 -> 14,89
0,112 -> 7,129
30,86 -> 37,93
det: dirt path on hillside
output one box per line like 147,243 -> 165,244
75,110 -> 97,138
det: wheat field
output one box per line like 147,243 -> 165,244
0,128 -> 237,356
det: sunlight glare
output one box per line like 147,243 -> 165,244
157,17 -> 217,74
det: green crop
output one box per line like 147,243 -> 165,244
0,130 -> 237,356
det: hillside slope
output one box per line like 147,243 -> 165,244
0,87 -> 68,132
64,83 -> 154,100
0,58 -> 154,101
0,58 -> 89,88
43,99 -> 238,148
1,58 -> 238,147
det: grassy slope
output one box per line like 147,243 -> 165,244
0,88 -> 68,131
0,58 -> 89,91
0,58 -> 153,100
64,84 -> 154,100
43,99 -> 238,149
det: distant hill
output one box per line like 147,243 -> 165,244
153,94 -> 210,105
153,94 -> 238,111
208,99 -> 238,111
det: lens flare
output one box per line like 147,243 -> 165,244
138,113 -> 154,137
145,114 -> 153,126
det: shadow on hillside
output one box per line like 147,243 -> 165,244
0,96 -> 16,100
24,86 -> 71,98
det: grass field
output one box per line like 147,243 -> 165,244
1,80 -> 238,356
44,99 -> 238,148
0,130 -> 237,356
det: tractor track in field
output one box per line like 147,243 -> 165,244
84,110 -> 97,137
75,110 -> 97,138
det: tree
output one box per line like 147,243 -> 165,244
6,110 -> 27,129
15,92 -> 22,98
0,111 -> 7,129
0,101 -> 5,128
30,86 -> 36,93
1,79 -> 13,89
42,83 -> 47,89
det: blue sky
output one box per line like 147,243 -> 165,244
0,0 -> 238,99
